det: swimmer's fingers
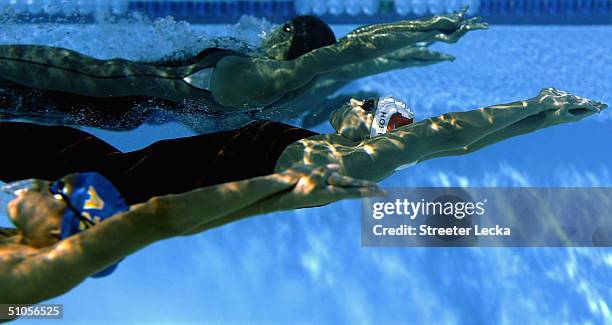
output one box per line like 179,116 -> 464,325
291,164 -> 338,194
541,104 -> 603,125
429,10 -> 466,28
278,164 -> 327,186
570,98 -> 608,114
288,165 -> 385,200
240,184 -> 380,217
386,46 -> 455,63
427,9 -> 486,30
318,165 -> 380,189
433,20 -> 485,43
534,88 -> 608,115
464,17 -> 489,30
326,173 -> 376,188
270,182 -> 384,211
324,173 -> 386,200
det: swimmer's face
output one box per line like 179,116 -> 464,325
261,21 -> 294,61
7,180 -> 64,248
329,99 -> 374,142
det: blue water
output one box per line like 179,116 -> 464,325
1,20 -> 611,324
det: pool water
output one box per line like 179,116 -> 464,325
1,16 -> 611,324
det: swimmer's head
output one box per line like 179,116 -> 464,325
262,15 -> 336,61
330,97 -> 415,142
3,179 -> 65,247
2,172 -> 128,251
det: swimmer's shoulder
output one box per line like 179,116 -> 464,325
211,55 -> 294,108
213,54 -> 291,77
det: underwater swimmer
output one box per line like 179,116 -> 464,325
0,10 -> 486,130
0,167 -> 381,304
0,87 -> 605,205
0,88 -> 605,303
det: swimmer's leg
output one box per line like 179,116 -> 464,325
0,44 -> 181,99
0,76 -> 186,131
0,122 -> 120,182
113,121 -> 315,203
0,121 -> 220,204
0,120 -> 317,204
0,121 -> 213,204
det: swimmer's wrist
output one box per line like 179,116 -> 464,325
523,99 -> 550,114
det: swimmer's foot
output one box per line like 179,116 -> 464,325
532,87 -> 608,124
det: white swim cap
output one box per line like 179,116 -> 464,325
369,97 -> 415,138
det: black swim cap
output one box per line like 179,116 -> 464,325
286,15 -> 336,60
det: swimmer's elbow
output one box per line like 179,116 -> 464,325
140,194 -> 209,238
137,195 -> 181,237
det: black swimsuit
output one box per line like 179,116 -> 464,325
0,121 -> 317,204
0,46 -> 240,130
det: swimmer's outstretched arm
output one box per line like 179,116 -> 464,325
276,88 -> 606,182
417,89 -> 607,162
311,8 -> 485,70
330,45 -> 455,82
212,10 -> 487,107
358,88 -> 607,180
3,167 -> 380,304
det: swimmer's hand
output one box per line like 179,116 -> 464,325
180,164 -> 386,233
531,88 -> 608,124
383,45 -> 456,64
170,164 -> 385,236
427,8 -> 489,43
273,164 -> 386,209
